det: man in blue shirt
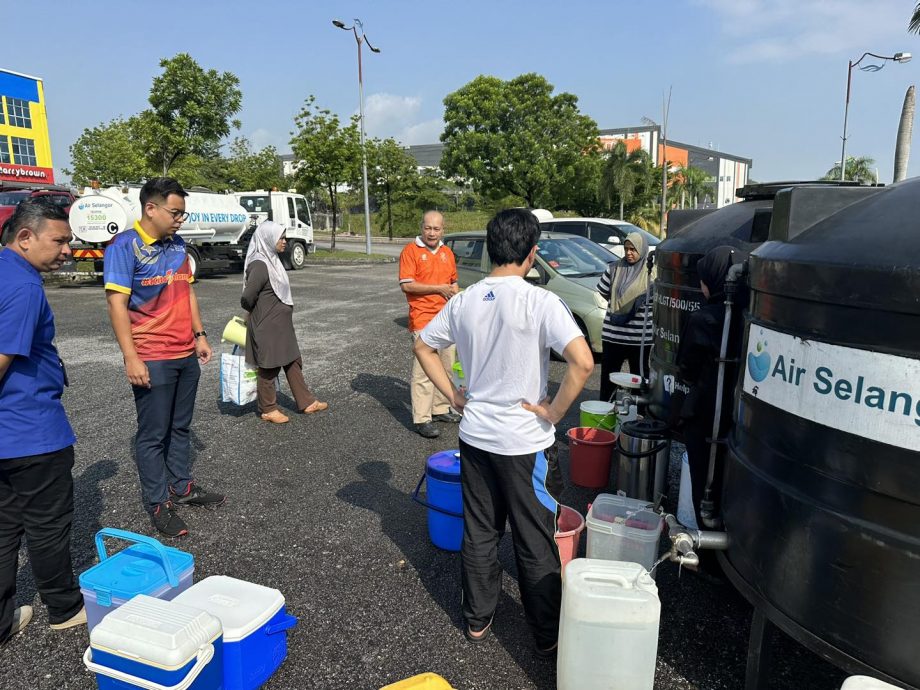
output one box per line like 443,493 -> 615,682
0,198 -> 86,644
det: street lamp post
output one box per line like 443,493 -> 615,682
333,18 -> 380,255
840,51 -> 911,181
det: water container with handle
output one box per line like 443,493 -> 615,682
615,418 -> 670,502
412,450 -> 463,551
558,559 -> 660,690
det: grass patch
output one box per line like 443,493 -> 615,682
307,248 -> 392,261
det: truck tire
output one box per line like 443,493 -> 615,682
186,245 -> 201,280
289,241 -> 307,270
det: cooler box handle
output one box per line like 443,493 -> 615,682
83,644 -> 214,690
265,614 -> 298,635
94,528 -> 179,588
411,474 -> 464,519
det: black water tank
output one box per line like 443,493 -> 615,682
647,181 -> 863,422
722,179 -> 920,687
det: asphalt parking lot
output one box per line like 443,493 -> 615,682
3,263 -> 847,689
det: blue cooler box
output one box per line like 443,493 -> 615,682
174,576 -> 297,690
83,594 -> 223,690
79,528 -> 195,632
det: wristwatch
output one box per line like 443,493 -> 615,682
194,330 -> 207,339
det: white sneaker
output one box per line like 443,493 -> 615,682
10,605 -> 32,636
49,605 -> 86,630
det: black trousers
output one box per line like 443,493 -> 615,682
459,439 -> 563,649
600,340 -> 650,400
0,446 -> 83,642
132,355 -> 200,512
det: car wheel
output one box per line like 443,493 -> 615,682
289,241 -> 307,270
186,245 -> 201,280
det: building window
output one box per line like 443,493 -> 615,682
0,138 -> 10,164
11,137 -> 37,166
6,98 -> 32,128
0,103 -> 4,126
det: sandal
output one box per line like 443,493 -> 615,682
303,401 -> 328,414
535,642 -> 558,659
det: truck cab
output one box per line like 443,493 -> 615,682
235,190 -> 315,270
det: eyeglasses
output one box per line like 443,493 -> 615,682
154,204 -> 190,222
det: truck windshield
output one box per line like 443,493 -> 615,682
0,192 -> 28,206
238,195 -> 271,213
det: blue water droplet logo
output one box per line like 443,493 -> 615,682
748,341 -> 771,382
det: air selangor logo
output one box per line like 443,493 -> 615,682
743,326 -> 920,450
747,339 -> 772,382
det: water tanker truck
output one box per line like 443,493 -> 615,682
68,185 -> 314,277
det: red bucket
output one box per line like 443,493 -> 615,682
555,505 -> 585,572
566,427 -> 616,489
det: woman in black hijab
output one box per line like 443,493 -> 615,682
675,245 -> 748,527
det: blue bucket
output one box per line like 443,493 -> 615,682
412,450 -> 463,552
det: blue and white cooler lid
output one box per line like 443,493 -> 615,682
173,576 -> 285,643
89,595 -> 221,669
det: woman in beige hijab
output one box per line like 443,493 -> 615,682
595,231 -> 655,400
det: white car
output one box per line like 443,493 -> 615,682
535,211 -> 660,258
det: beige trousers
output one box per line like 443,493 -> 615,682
410,332 -> 456,424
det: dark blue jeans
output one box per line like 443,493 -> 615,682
132,355 -> 200,513
0,445 -> 83,643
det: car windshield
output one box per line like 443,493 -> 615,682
536,237 -> 615,278
615,222 -> 660,246
0,192 -> 28,206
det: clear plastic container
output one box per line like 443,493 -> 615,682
558,559 -> 660,690
586,493 -> 662,572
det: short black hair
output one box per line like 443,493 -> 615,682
8,197 -> 70,236
486,209 -> 541,266
139,177 -> 188,207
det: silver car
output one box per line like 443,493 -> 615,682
443,230 -> 615,353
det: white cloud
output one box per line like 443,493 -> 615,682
697,0 -> 910,63
361,93 -> 443,145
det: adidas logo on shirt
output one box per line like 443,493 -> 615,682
483,290 -> 496,302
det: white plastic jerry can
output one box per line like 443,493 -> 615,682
557,559 -> 661,690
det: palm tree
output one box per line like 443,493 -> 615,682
822,155 -> 877,184
910,3 -> 920,33
675,165 -> 714,208
600,142 -> 637,218
894,86 -> 915,182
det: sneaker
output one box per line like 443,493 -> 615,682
9,606 -> 32,638
152,501 -> 189,537
414,422 -> 440,439
432,412 -> 462,423
170,482 -> 226,509
49,606 -> 87,631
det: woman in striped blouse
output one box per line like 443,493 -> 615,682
595,232 -> 655,400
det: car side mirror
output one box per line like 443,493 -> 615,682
525,267 -> 541,283
607,235 -> 622,245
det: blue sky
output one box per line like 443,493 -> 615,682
7,0 -> 920,184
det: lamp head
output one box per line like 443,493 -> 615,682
332,19 -> 347,29
894,52 -> 912,63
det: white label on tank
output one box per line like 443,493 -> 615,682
743,325 -> 920,451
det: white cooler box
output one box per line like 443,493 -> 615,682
83,594 -> 223,690
174,576 -> 297,690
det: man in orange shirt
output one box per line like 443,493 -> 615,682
399,211 -> 460,438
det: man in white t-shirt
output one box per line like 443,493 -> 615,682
415,209 -> 594,657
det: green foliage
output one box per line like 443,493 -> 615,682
222,137 -> 285,191
822,155 -> 877,184
441,73 -> 601,208
673,164 -> 714,209
143,53 -> 243,175
64,116 -> 151,187
289,95 -> 362,247
367,138 -> 420,238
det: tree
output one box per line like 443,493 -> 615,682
674,165 -> 714,208
600,142 -> 645,218
894,85 -> 915,183
441,73 -> 601,208
142,53 -> 242,175
223,137 -> 285,191
367,138 -> 419,239
65,116 -> 151,186
822,155 -> 877,184
910,3 -> 920,33
290,96 -> 362,249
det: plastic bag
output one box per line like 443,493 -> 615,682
220,347 -> 258,405
677,451 -> 699,530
